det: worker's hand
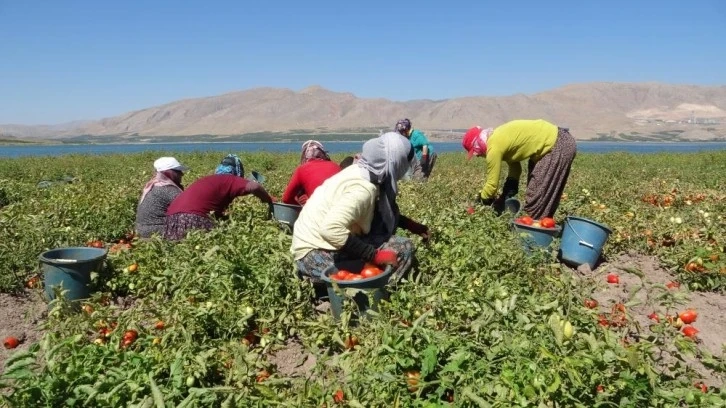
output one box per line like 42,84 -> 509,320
475,194 -> 505,216
405,220 -> 430,242
296,194 -> 309,205
474,194 -> 494,207
372,249 -> 399,267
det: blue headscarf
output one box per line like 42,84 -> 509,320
215,154 -> 244,177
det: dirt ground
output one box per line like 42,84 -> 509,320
267,339 -> 317,378
0,290 -> 47,371
2,252 -> 725,388
576,251 -> 725,387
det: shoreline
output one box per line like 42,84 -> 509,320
3,139 -> 726,147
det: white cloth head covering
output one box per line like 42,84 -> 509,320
356,132 -> 413,240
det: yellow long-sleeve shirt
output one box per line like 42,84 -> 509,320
480,119 -> 559,199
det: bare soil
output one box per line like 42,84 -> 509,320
0,290 -> 47,371
267,339 -> 317,378
575,252 -> 725,387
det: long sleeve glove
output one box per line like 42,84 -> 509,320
502,177 -> 519,199
341,235 -> 399,266
341,235 -> 376,261
399,215 -> 430,242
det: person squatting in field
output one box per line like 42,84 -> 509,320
163,154 -> 274,240
135,157 -> 189,238
462,119 -> 577,219
281,140 -> 341,206
291,132 -> 430,287
394,118 -> 437,181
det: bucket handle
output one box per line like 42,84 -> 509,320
566,219 -> 594,249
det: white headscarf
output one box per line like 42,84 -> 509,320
357,132 -> 413,239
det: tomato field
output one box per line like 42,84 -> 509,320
1,150 -> 725,407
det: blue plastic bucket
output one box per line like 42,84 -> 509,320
504,198 -> 521,216
512,222 -> 562,252
559,216 -> 612,269
320,260 -> 394,320
39,247 -> 107,302
271,203 -> 302,231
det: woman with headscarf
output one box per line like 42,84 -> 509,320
461,119 -> 577,219
135,157 -> 189,238
281,140 -> 341,205
395,118 -> 437,180
164,154 -> 274,240
291,132 -> 430,285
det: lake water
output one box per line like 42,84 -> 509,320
1,141 -> 725,158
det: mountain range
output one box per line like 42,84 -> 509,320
2,82 -> 725,142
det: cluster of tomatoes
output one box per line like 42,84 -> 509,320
120,329 -> 139,348
330,263 -> 384,281
515,216 -> 556,229
86,239 -> 105,249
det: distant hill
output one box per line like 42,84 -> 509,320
2,82 -> 725,142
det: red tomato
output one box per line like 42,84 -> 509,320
584,299 -> 598,309
155,321 -> 165,330
682,325 -> 699,338
466,206 -> 475,215
333,389 -> 344,403
678,309 -> 698,324
361,264 -> 383,278
540,217 -> 556,228
349,275 -> 363,281
256,369 -> 270,383
25,276 -> 40,289
3,336 -> 20,349
695,382 -> 708,393
647,312 -> 660,322
123,330 -> 138,341
516,216 -> 534,226
665,281 -> 680,289
606,274 -> 620,284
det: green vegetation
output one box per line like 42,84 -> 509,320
1,151 -> 725,406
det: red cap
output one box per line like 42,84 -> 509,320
462,126 -> 482,160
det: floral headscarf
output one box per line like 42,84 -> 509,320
215,154 -> 244,177
300,140 -> 330,165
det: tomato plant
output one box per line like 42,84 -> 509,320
0,151 -> 724,407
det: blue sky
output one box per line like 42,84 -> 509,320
1,0 -> 724,124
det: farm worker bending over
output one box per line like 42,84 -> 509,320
291,132 -> 430,285
462,119 -> 577,219
164,154 -> 274,241
135,157 -> 188,238
395,119 -> 437,180
281,140 -> 341,206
